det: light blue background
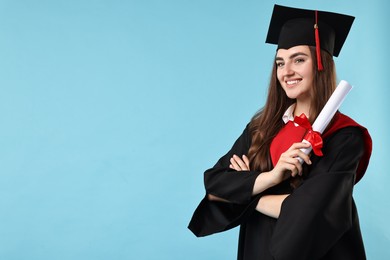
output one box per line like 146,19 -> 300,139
0,0 -> 388,259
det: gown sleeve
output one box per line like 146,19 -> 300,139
269,126 -> 365,260
188,125 -> 263,237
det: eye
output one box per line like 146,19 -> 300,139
276,62 -> 284,68
294,58 -> 305,64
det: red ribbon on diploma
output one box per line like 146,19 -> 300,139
294,113 -> 324,156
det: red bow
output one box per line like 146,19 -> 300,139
294,113 -> 324,156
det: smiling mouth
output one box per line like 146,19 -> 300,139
286,79 -> 301,86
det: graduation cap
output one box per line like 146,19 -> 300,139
265,5 -> 355,71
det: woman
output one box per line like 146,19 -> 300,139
188,4 -> 372,260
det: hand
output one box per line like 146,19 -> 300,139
229,154 -> 250,171
270,142 -> 312,185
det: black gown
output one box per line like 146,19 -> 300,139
188,114 -> 372,260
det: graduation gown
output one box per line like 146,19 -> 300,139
188,112 -> 372,260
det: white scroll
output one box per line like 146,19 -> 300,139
298,80 -> 353,163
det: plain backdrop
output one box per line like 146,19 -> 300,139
0,0 -> 388,259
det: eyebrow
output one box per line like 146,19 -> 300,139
275,52 -> 310,61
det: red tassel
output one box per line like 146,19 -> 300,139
315,11 -> 323,71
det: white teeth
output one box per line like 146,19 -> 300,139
286,80 -> 300,85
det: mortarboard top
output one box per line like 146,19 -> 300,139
265,4 -> 355,58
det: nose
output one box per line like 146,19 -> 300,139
282,62 -> 294,77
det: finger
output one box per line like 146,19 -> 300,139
295,151 -> 312,165
288,142 -> 312,151
289,157 -> 303,175
293,159 -> 303,175
233,155 -> 249,171
288,165 -> 301,177
230,157 -> 240,170
282,149 -> 312,165
281,164 -> 298,177
242,155 -> 250,170
288,149 -> 312,165
280,158 -> 302,176
286,169 -> 297,178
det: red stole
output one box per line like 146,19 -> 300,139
270,112 -> 372,183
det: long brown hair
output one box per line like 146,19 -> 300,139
248,46 -> 337,172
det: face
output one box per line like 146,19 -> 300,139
275,45 -> 314,103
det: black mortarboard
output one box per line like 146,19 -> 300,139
265,5 -> 355,70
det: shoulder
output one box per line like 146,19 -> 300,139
324,112 -> 369,140
323,126 -> 365,153
323,113 -> 368,153
323,112 -> 372,183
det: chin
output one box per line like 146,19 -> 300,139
285,92 -> 298,99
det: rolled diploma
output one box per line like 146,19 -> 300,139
297,80 -> 353,163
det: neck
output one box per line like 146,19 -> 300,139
294,101 -> 311,119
